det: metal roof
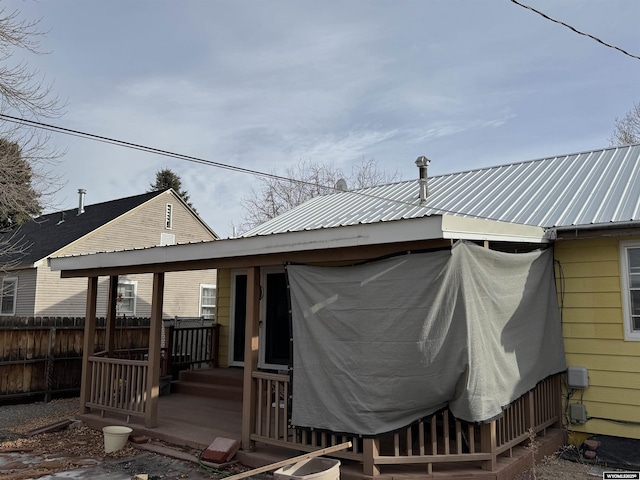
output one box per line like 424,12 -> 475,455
243,144 -> 640,236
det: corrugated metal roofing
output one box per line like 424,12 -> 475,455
244,144 -> 640,237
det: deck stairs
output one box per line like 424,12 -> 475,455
170,367 -> 243,401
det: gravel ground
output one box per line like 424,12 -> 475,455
0,398 -> 634,479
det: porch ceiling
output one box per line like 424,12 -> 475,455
48,214 -> 549,277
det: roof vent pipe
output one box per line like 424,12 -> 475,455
415,156 -> 430,204
77,188 -> 86,215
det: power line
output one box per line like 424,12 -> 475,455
0,113 -> 538,225
511,0 -> 640,61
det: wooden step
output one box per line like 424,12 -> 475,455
177,368 -> 244,388
171,380 -> 243,401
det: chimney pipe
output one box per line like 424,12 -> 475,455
415,156 -> 430,204
77,188 -> 86,215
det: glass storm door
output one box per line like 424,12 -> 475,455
229,269 -> 291,370
259,270 -> 291,369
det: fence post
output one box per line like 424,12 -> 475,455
44,327 -> 57,402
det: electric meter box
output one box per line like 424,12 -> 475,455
567,366 -> 589,389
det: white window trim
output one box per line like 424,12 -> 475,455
619,240 -> 640,341
117,280 -> 137,317
199,284 -> 216,320
0,277 -> 18,316
165,203 -> 173,229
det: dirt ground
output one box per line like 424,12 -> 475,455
0,397 -> 631,479
0,397 -> 252,479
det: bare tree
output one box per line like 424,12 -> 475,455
610,100 -> 640,146
0,6 -> 63,269
239,157 -> 399,233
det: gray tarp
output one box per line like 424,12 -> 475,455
287,241 -> 566,435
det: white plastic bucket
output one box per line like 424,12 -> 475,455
102,425 -> 132,453
274,458 -> 341,480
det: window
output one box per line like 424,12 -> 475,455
165,204 -> 173,229
0,277 -> 17,315
200,284 -> 216,320
620,241 -> 640,340
117,281 -> 136,316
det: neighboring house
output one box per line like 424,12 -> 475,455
0,188 -> 218,319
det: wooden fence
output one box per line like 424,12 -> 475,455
0,317 -> 150,402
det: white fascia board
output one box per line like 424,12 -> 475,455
48,215 -> 547,272
440,215 -> 549,243
48,216 -> 445,271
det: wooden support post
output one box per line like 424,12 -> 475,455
80,277 -> 98,414
241,266 -> 260,451
363,437 -> 381,477
525,390 -> 535,435
483,240 -> 490,249
480,421 -> 497,471
105,275 -> 118,356
145,272 -> 164,428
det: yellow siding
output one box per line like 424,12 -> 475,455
216,269 -> 232,367
556,236 -> 640,439
562,292 -> 621,308
562,308 -> 622,324
562,323 -> 623,340
565,353 -> 639,373
560,260 -> 620,278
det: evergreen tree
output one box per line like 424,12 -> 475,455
149,168 -> 196,212
0,139 -> 41,232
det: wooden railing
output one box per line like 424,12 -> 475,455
251,371 -> 363,461
164,324 -> 220,378
251,372 -> 562,476
86,352 -> 148,421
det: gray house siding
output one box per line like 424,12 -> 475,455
1,268 -> 37,317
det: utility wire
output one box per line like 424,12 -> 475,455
0,113 -> 516,223
511,0 -> 640,61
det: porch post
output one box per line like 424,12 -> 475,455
241,266 -> 260,451
363,438 -> 381,476
553,374 -> 563,429
105,275 -> 118,356
145,272 -> 164,428
80,276 -> 98,414
480,421 -> 497,471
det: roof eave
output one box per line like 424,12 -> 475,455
48,215 -> 548,273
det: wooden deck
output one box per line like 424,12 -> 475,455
79,368 -> 566,480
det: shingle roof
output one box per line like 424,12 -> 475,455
244,144 -> 640,237
0,190 -> 166,267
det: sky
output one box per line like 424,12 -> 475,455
3,0 -> 640,238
